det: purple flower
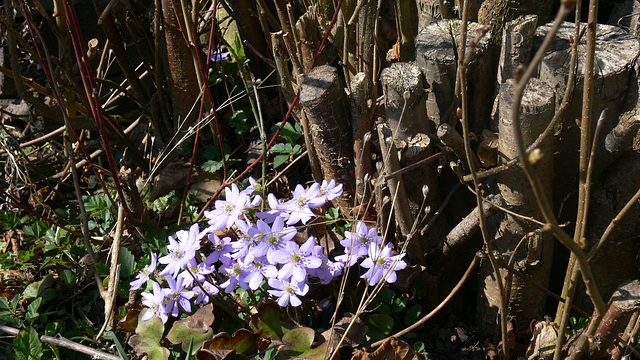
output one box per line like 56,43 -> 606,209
317,179 -> 343,203
230,219 -> 255,261
271,237 -> 322,282
193,281 -> 219,305
178,258 -> 213,288
159,224 -> 201,277
279,184 -> 324,225
220,259 -> 249,293
130,252 -> 157,290
267,278 -> 309,307
249,217 -> 296,264
141,281 -> 168,323
205,233 -> 233,265
163,275 -> 194,317
209,48 -> 230,62
204,183 -> 248,231
256,193 -> 288,224
360,243 -> 407,286
336,222 -> 382,267
242,257 -> 278,290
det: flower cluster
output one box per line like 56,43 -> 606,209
130,179 -> 407,323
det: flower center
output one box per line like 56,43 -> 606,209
172,250 -> 184,259
376,258 -> 387,266
285,285 -> 294,294
268,236 -> 278,245
359,236 -> 368,245
292,254 -> 301,262
224,203 -> 233,213
296,198 -> 306,207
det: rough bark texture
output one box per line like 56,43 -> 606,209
295,8 -> 324,72
300,65 -> 355,214
350,73 -> 373,205
535,22 -> 640,209
477,78 -> 555,336
593,108 -> 640,179
497,15 -> 538,86
414,0 -> 454,30
415,20 -> 494,132
381,62 -> 445,249
588,280 -> 640,358
575,151 -> 640,314
160,0 -> 200,132
381,62 -> 430,146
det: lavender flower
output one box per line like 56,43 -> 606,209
130,252 -> 157,290
271,237 -> 322,282
193,281 -> 219,305
178,258 -> 213,288
163,275 -> 194,317
209,48 -> 230,62
360,243 -> 407,286
205,233 -> 233,265
317,179 -> 343,203
267,278 -> 309,307
250,217 -> 296,264
336,221 -> 382,267
141,281 -> 168,323
204,183 -> 248,231
256,193 -> 288,224
220,259 -> 249,293
159,224 -> 201,277
279,184 -> 324,225
242,257 -> 278,290
230,219 -> 255,261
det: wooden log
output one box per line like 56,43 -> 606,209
437,122 -> 480,171
377,122 -> 424,265
497,15 -> 538,86
350,72 -> 373,205
588,280 -> 640,358
381,62 -> 445,248
300,65 -> 356,214
573,151 -> 640,314
477,78 -> 555,336
295,8 -> 324,73
535,21 -> 640,207
593,108 -> 640,179
380,62 -> 430,146
415,19 -> 494,132
414,0 -> 454,30
357,0 -> 376,78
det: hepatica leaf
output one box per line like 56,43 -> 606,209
128,309 -> 169,360
167,304 -> 215,355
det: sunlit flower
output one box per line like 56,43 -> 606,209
271,237 -> 322,282
204,183 -> 248,231
279,184 -> 324,225
360,243 -> 407,286
163,275 -> 194,317
141,281 -> 168,323
267,278 -> 309,307
336,221 -> 382,267
130,252 -> 157,290
159,224 -> 201,277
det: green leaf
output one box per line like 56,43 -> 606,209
228,32 -> 246,65
276,327 -> 332,360
22,274 -> 55,301
203,328 -> 261,355
366,314 -> 394,342
271,122 -> 301,143
166,304 -> 215,355
273,154 -> 289,169
119,247 -> 136,279
270,143 -> 292,154
128,309 -> 169,360
405,304 -> 422,325
26,297 -> 42,322
249,300 -> 292,340
0,297 -> 9,310
230,109 -> 250,135
60,270 -> 76,288
14,326 -> 43,360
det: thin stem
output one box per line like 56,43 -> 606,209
509,10 -> 607,359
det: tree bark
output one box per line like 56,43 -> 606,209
477,78 -> 555,335
300,65 -> 355,214
535,22 -> 640,209
415,19 -> 494,132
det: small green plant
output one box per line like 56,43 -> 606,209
270,122 -> 303,169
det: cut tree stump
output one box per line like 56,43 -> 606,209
497,15 -> 538,86
415,19 -> 494,132
477,78 -> 555,336
535,21 -> 640,208
300,65 -> 356,214
380,62 -> 445,250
